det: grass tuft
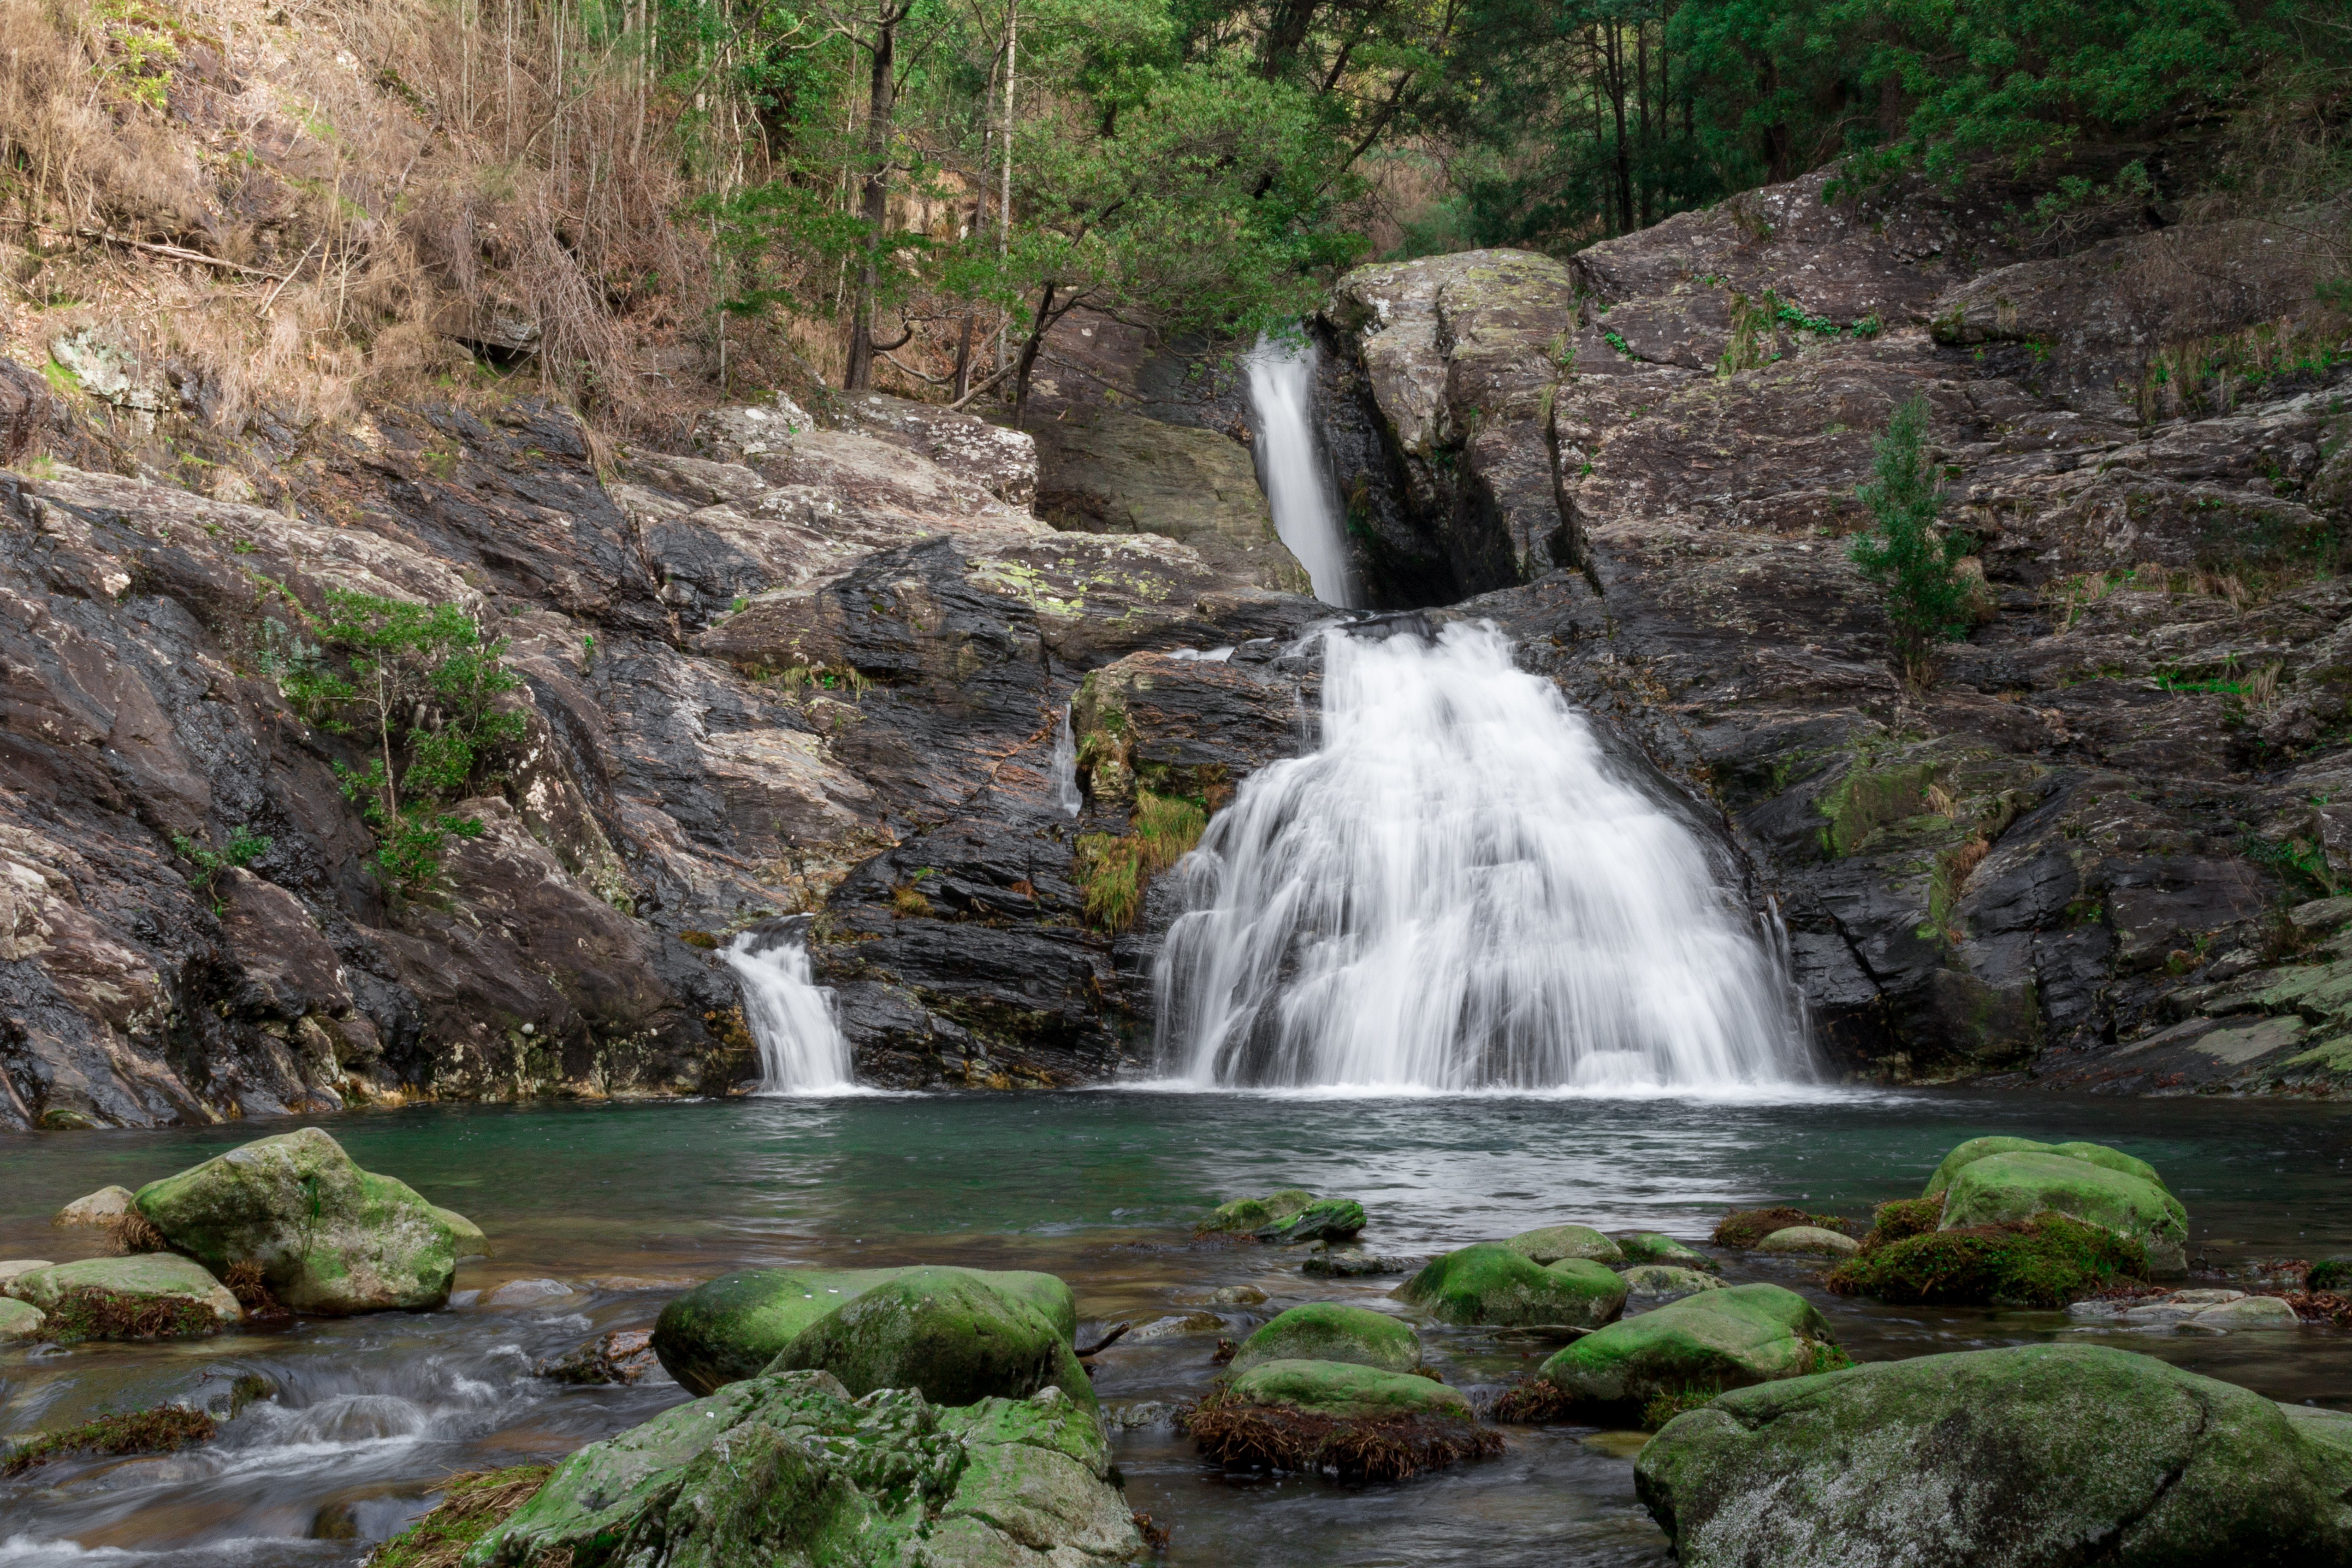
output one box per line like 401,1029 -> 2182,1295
1857,1194 -> 1946,1254
0,1405 -> 217,1477
1824,1212 -> 2145,1307
1180,1392 -> 1501,1481
361,1466 -> 556,1568
44,1286 -> 223,1343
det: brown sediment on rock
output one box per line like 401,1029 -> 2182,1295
0,1406 -> 218,1477
1179,1392 -> 1503,1481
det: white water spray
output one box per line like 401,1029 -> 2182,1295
1244,335 -> 1357,607
1050,703 -> 1084,816
722,924 -> 858,1093
1153,622 -> 1810,1092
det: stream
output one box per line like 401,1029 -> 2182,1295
5,1090 -> 2350,1566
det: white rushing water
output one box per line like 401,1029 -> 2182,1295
1244,334 -> 1357,607
1153,621 -> 1811,1093
1050,702 -> 1084,816
721,923 -> 859,1093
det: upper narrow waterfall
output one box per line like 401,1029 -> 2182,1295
722,921 -> 859,1094
1244,335 -> 1358,607
1153,622 -> 1811,1092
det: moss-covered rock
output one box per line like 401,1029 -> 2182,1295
1633,1344 -> 2352,1567
1922,1136 -> 2168,1200
1615,1233 -> 1715,1271
0,1297 -> 46,1340
1940,1149 -> 2188,1274
1228,1303 -> 1421,1375
464,1371 -> 1141,1568
1188,1358 -> 1501,1480
1533,1284 -> 1842,1409
432,1207 -> 491,1259
1622,1266 -> 1725,1303
6,1255 -> 240,1341
1505,1225 -> 1627,1266
1226,1358 -> 1471,1423
1254,1197 -> 1367,1245
767,1266 -> 1096,1414
1756,1225 -> 1860,1258
1395,1243 -> 1627,1330
651,1265 -> 1078,1396
132,1127 -> 458,1315
1201,1189 -> 1315,1233
1827,1212 -> 2148,1307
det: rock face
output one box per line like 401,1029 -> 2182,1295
1314,173 -> 2352,1089
468,1370 -> 1143,1568
1538,1283 -> 1841,1407
132,1126 -> 463,1314
1633,1343 -> 2352,1567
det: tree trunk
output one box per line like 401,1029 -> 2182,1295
1011,280 -> 1056,430
953,313 -> 975,400
843,7 -> 901,391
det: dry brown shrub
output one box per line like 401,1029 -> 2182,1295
104,1211 -> 167,1254
1180,1393 -> 1502,1481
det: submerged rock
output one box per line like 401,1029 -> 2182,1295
1128,1312 -> 1224,1341
6,1255 -> 241,1339
1202,1190 -> 1316,1234
1633,1344 -> 2352,1567
1505,1225 -> 1627,1266
467,1371 -> 1142,1567
1395,1243 -> 1628,1330
1622,1266 -> 1725,1303
1531,1284 -> 1842,1410
1227,1303 -> 1421,1375
766,1266 -> 1096,1413
1253,1198 -> 1367,1245
652,1265 -> 1078,1396
1614,1233 -> 1715,1271
1756,1225 -> 1860,1258
132,1127 -> 462,1314
1208,1284 -> 1269,1305
51,1186 -> 135,1228
1939,1148 -> 2188,1274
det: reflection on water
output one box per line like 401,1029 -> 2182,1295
3,1090 -> 2351,1567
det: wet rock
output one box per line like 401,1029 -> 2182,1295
1253,1198 -> 1367,1246
6,1254 -> 242,1336
1227,1303 -> 1421,1375
652,1265 -> 1078,1397
1756,1225 -> 1860,1259
1633,1344 -> 2352,1567
1923,1135 -> 2171,1199
1505,1225 -> 1628,1266
469,1372 -> 1143,1568
1202,1189 -> 1315,1234
484,1278 -> 573,1308
1614,1233 -> 1716,1271
1940,1149 -> 2188,1275
0,1297 -> 46,1339
1193,1358 -> 1502,1480
133,1127 -> 459,1314
0,1260 -> 53,1288
1395,1243 -> 1628,1331
2070,1289 -> 2304,1332
1227,1358 -> 1469,1423
432,1207 -> 490,1258
1208,1284 -> 1269,1305
537,1328 -> 661,1385
1102,1400 -> 1179,1430
1127,1312 -> 1223,1342
51,1186 -> 134,1227
1536,1284 -> 1842,1409
1622,1266 -> 1726,1303
1302,1246 -> 1428,1278
766,1267 -> 1096,1412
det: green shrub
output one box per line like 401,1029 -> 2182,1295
2310,1258 -> 2352,1293
1849,395 -> 1976,685
1825,1213 -> 2146,1308
170,825 -> 272,913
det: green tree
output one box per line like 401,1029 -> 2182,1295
1849,395 -> 1974,685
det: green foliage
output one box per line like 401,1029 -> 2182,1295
1824,1212 -> 2148,1306
1849,395 -> 1974,685
1859,1194 -> 1947,1253
170,826 -> 271,912
1074,831 -> 1145,932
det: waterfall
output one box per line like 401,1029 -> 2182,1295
1050,703 -> 1083,816
722,922 -> 859,1094
1244,335 -> 1357,608
1152,621 -> 1811,1092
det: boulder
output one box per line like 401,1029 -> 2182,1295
766,1266 -> 1096,1413
0,1297 -> 46,1340
2073,1290 -> 2306,1332
1757,1225 -> 1860,1258
1228,1303 -> 1422,1375
1633,1344 -> 2352,1567
1395,1243 -> 1628,1330
132,1127 -> 460,1314
653,1265 -> 1079,1397
433,1207 -> 491,1258
1923,1136 -> 2172,1201
2181,1295 -> 2302,1331
1209,1284 -> 1268,1305
1537,1284 -> 1842,1408
1253,1198 -> 1366,1245
1194,1359 -> 1502,1480
1828,1212 -> 2147,1308
1939,1149 -> 2189,1275
1226,1358 -> 1472,1423
52,1186 -> 135,1227
1202,1189 -> 1315,1234
6,1254 -> 241,1339
0,1260 -> 53,1288
537,1328 -> 662,1385
1615,1233 -> 1716,1271
1303,1246 -> 1428,1278
468,1370 -> 1142,1568
1505,1225 -> 1627,1266
1623,1266 -> 1726,1303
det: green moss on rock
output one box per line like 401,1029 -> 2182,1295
6,1255 -> 240,1341
1825,1212 -> 2148,1307
1504,1225 -> 1626,1266
1395,1243 -> 1627,1330
1533,1283 -> 1841,1409
1939,1149 -> 2186,1274
766,1266 -> 1096,1414
1228,1303 -> 1421,1375
1615,1233 -> 1715,1271
1201,1189 -> 1316,1234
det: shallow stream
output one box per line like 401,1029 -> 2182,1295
3,1089 -> 2350,1566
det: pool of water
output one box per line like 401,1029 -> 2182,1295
3,1087 -> 2350,1566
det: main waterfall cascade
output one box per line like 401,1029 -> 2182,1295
1243,335 -> 1358,608
1151,622 -> 1813,1092
721,923 -> 859,1093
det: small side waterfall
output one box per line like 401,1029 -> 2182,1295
1153,622 -> 1811,1092
1050,703 -> 1084,816
1244,335 -> 1357,608
721,922 -> 858,1094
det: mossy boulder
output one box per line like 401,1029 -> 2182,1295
1623,1266 -> 1725,1303
1505,1225 -> 1627,1266
766,1266 -> 1096,1414
1713,1208 -> 1849,1249
0,1297 -> 46,1340
465,1371 -> 1141,1568
1228,1303 -> 1421,1375
1615,1233 -> 1715,1271
1395,1243 -> 1627,1330
652,1265 -> 1078,1396
1633,1344 -> 2352,1568
1922,1136 -> 2167,1200
1827,1212 -> 2148,1308
1757,1225 -> 1860,1258
1226,1358 -> 1471,1423
1189,1359 -> 1502,1479
1201,1189 -> 1315,1233
51,1186 -> 135,1227
6,1254 -> 240,1341
1940,1149 -> 2187,1275
432,1207 -> 491,1259
1535,1284 -> 1842,1409
1254,1197 -> 1367,1245
132,1127 -> 460,1314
